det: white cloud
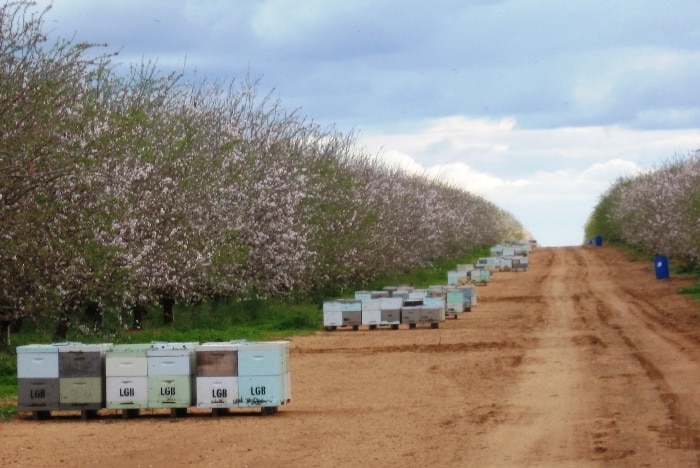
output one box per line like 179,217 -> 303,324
361,115 -> 700,246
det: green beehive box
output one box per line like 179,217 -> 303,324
147,375 -> 192,408
59,377 -> 103,409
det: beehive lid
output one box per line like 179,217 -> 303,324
59,343 -> 113,353
150,341 -> 198,350
234,340 -> 289,348
111,343 -> 152,353
197,342 -> 241,351
16,344 -> 64,354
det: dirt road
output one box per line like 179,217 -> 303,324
3,246 -> 700,467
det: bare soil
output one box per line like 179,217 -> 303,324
3,246 -> 700,467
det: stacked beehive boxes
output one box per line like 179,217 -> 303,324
16,340 -> 291,419
17,343 -> 113,419
147,342 -> 197,417
59,343 -> 112,417
195,340 -> 291,416
17,344 -> 62,419
195,342 -> 241,414
105,343 -> 151,418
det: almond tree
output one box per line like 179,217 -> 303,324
586,151 -> 700,264
0,1 -> 121,340
1,1 -> 527,341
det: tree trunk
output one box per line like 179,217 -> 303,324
53,312 -> 70,341
132,303 -> 147,330
161,295 -> 175,325
0,322 -> 10,347
84,301 -> 102,330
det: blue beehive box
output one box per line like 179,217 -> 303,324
235,341 -> 291,410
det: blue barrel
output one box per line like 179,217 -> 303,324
594,235 -> 603,246
654,255 -> 669,279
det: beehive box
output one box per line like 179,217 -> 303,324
195,342 -> 240,408
391,290 -> 410,301
423,297 -> 446,321
379,297 -> 402,327
370,290 -> 390,299
447,270 -> 467,285
471,268 -> 491,284
323,300 -> 344,330
59,343 -> 112,411
361,300 -> 381,328
447,285 -> 477,311
354,290 -> 373,302
235,341 -> 291,410
320,299 -> 360,331
339,299 -> 362,328
401,305 -> 421,324
408,289 -> 428,300
511,256 -> 529,271
105,344 -> 151,412
461,285 -> 477,307
420,306 -> 442,326
17,344 -> 62,413
446,291 -> 466,314
147,342 -> 197,411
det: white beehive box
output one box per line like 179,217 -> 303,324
17,344 -> 63,413
339,299 -> 362,328
147,342 -> 197,376
196,376 -> 240,408
323,301 -> 343,329
17,344 -> 61,379
354,291 -> 373,302
147,342 -> 197,409
379,297 -> 402,326
105,344 -> 151,410
361,300 -> 381,326
408,290 -> 428,300
195,342 -> 240,408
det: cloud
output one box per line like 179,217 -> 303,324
360,115 -> 700,246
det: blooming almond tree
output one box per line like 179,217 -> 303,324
1,1 -> 527,340
586,151 -> 700,264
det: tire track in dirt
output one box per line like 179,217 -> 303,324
294,341 -> 522,355
469,246 -> 700,466
467,247 -> 602,466
582,247 -> 700,461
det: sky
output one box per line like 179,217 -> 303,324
30,0 -> 700,246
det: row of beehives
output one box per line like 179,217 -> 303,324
323,284 -> 477,331
447,246 -> 531,286
490,241 -> 532,257
477,255 -> 529,272
447,264 -> 492,286
16,340 -> 290,420
483,242 -> 532,272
